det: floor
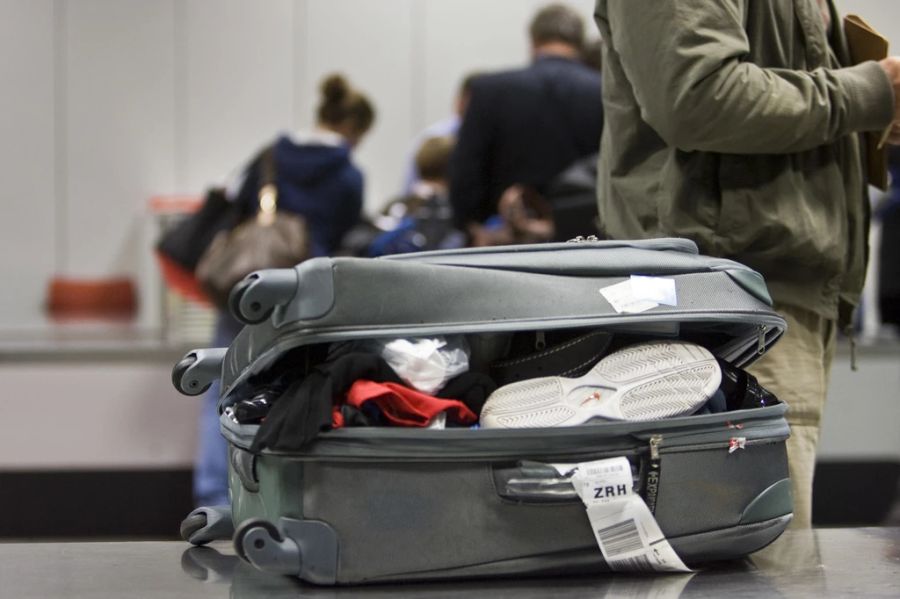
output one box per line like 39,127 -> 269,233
1,527 -> 898,598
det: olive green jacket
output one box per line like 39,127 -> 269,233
594,0 -> 894,324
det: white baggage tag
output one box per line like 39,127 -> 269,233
556,457 -> 692,573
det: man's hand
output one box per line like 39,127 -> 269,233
498,185 -> 555,243
879,57 -> 900,144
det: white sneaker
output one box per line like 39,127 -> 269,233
479,341 -> 721,428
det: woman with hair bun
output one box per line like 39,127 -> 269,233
227,72 -> 375,257
192,73 -> 375,508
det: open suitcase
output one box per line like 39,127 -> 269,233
173,238 -> 791,584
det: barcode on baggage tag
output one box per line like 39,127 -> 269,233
588,461 -> 626,476
613,554 -> 655,572
596,519 -> 643,557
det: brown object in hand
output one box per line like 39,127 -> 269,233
844,14 -> 890,190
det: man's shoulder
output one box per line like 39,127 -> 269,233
470,64 -> 557,101
468,58 -> 600,109
472,67 -> 531,91
534,56 -> 601,85
482,58 -> 601,90
479,58 -> 589,79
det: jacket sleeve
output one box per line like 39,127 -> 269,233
604,0 -> 894,154
449,79 -> 494,227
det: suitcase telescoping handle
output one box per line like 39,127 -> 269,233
172,348 -> 227,396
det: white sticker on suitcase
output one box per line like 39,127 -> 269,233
599,280 -> 659,313
556,457 -> 692,573
599,277 -> 678,314
630,275 -> 678,306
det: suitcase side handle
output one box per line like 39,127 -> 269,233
493,460 -> 640,504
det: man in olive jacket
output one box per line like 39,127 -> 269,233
595,0 -> 900,528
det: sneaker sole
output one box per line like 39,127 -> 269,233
480,341 -> 721,428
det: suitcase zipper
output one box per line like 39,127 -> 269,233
648,434 -> 783,455
264,426 -> 784,463
638,432 -> 781,514
643,434 -> 663,514
649,433 -> 662,461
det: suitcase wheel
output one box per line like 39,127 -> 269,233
172,355 -> 207,396
181,506 -> 234,545
172,348 -> 227,396
181,512 -> 209,544
229,269 -> 298,325
233,518 -> 302,576
233,518 -> 281,561
229,276 -> 270,325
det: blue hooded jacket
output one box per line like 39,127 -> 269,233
237,134 -> 363,257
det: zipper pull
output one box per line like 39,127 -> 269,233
757,324 -> 767,356
566,235 -> 599,243
535,331 -> 546,351
643,434 -> 663,515
649,434 -> 662,460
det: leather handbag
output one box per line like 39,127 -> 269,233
155,187 -> 240,302
196,147 -> 311,310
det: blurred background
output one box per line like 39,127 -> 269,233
0,0 -> 898,539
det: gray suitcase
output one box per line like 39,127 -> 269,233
174,238 -> 791,584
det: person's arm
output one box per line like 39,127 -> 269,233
449,80 -> 494,228
605,0 -> 894,154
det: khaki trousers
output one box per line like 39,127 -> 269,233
747,303 -> 837,529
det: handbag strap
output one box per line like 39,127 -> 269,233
257,145 -> 278,224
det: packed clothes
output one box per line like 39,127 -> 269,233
223,332 -> 779,454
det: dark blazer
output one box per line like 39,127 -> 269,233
449,55 -> 603,227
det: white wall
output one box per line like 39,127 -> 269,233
0,1 -> 56,331
179,0 -> 296,192
0,0 -> 597,333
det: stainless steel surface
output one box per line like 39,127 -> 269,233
0,527 -> 898,598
